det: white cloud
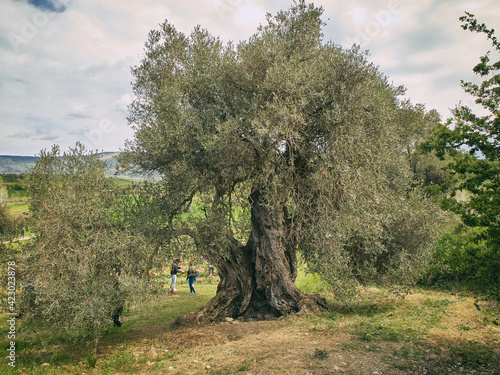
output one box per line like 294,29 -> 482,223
0,0 -> 499,155
235,3 -> 267,29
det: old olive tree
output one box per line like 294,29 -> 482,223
121,1 -> 442,321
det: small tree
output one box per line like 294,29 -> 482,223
23,144 -> 154,338
421,12 -> 500,289
0,177 -> 13,239
0,176 -> 7,203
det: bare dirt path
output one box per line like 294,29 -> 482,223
2,234 -> 35,245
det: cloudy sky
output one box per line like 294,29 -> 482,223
1,0 -> 499,156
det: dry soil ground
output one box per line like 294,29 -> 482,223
100,289 -> 499,375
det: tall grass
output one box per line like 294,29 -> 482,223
295,265 -> 330,295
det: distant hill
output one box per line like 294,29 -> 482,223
0,155 -> 38,173
0,153 -> 155,180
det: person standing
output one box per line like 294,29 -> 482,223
169,259 -> 182,292
187,263 -> 198,295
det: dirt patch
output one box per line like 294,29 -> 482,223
124,317 -> 422,374
94,291 -> 499,375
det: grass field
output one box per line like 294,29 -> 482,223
0,276 -> 498,374
109,177 -> 141,188
7,190 -> 28,199
2,175 -> 136,216
7,202 -> 29,214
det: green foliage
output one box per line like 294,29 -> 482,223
22,143 -> 156,339
122,1 -> 443,296
295,267 -> 330,295
420,224 -> 499,295
0,200 -> 11,238
0,174 -> 29,200
85,353 -> 97,368
0,173 -> 28,184
0,284 -> 216,373
304,187 -> 444,297
420,13 -> 500,292
0,176 -> 11,237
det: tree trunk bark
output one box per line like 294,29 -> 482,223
180,189 -> 326,324
249,188 -> 326,316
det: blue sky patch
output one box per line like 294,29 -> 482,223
28,0 -> 66,13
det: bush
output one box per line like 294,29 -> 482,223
21,144 -> 157,339
420,224 -> 500,297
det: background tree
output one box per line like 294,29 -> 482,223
122,1 -> 443,321
23,144 -> 155,338
393,106 -> 450,191
0,175 -> 6,203
0,177 -> 13,239
421,12 -> 500,291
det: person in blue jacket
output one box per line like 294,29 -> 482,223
187,263 -> 199,295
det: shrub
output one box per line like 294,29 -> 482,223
420,224 -> 500,297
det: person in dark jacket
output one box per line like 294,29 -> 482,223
170,259 -> 182,292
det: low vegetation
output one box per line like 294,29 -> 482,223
0,270 -> 498,374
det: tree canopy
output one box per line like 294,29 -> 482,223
0,177 -> 11,238
23,144 -> 155,337
121,1 -> 443,319
421,12 -> 500,289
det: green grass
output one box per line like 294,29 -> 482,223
339,292 -> 450,346
7,202 -> 29,213
0,283 -> 217,374
450,341 -> 495,368
312,348 -> 329,360
120,284 -> 215,330
305,287 -> 500,373
1,240 -> 24,249
0,269 -> 498,374
7,189 -> 28,199
109,177 -> 140,188
295,268 -> 330,294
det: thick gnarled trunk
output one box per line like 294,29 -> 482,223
181,189 -> 326,324
251,189 -> 303,314
193,238 -> 255,321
